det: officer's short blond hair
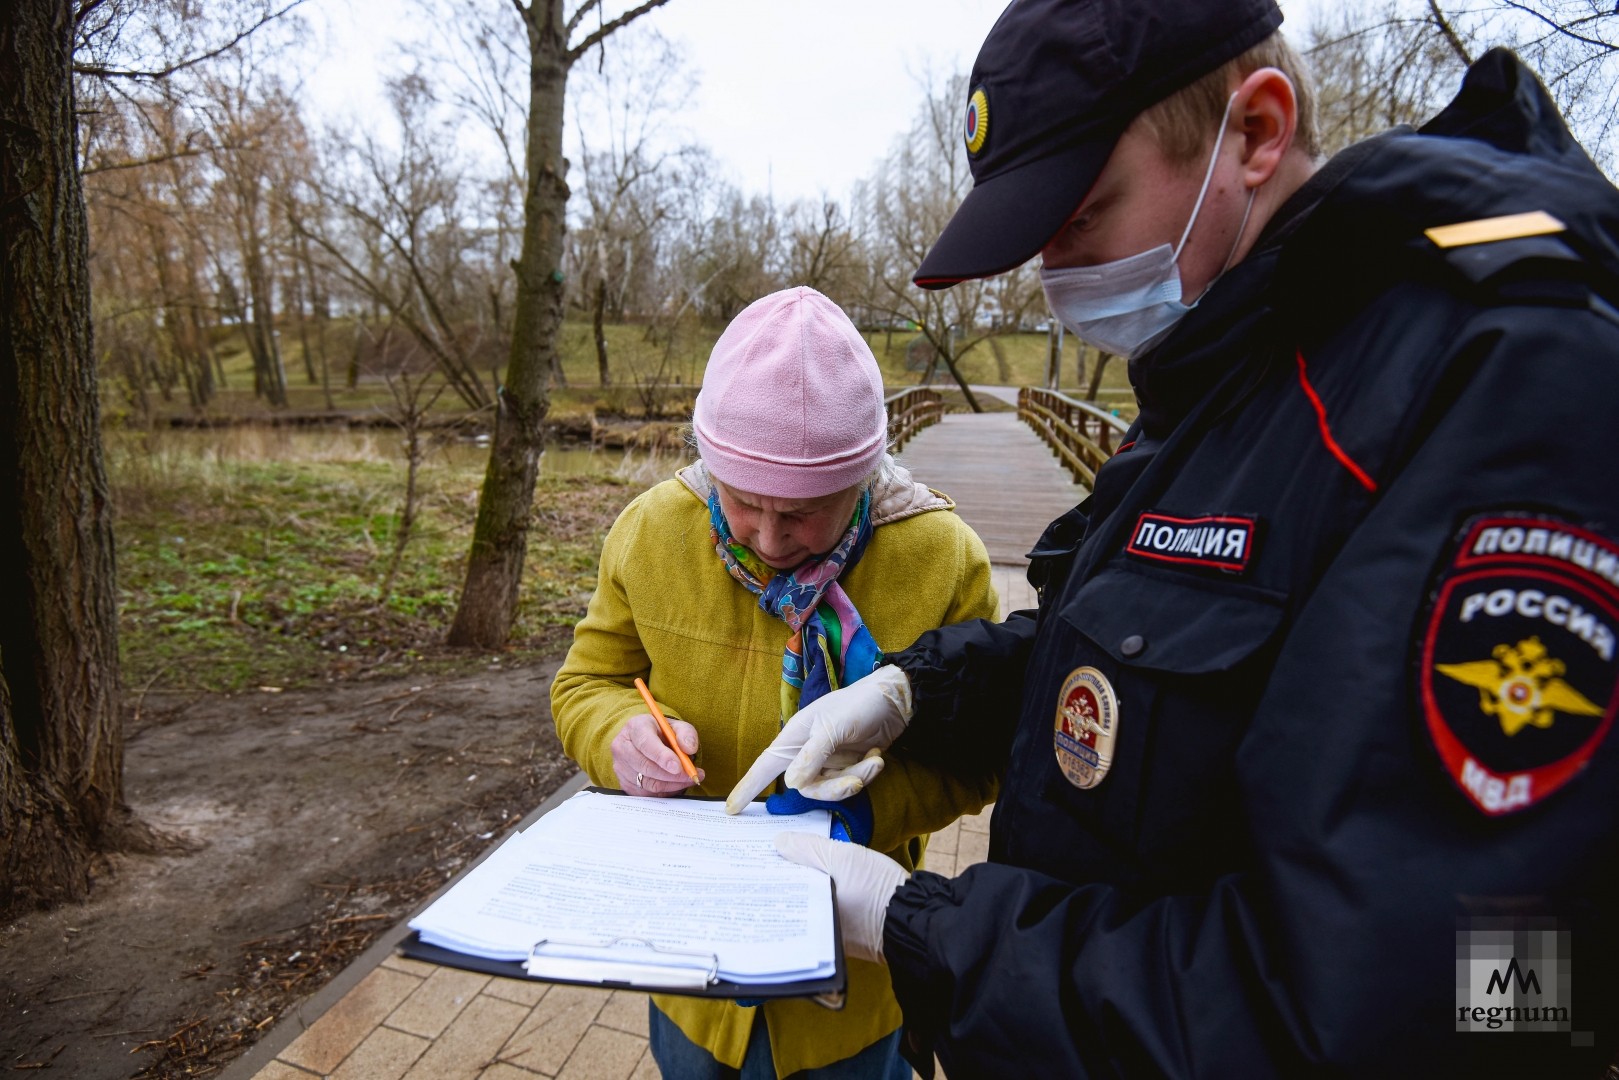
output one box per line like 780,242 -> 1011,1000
1137,32 -> 1320,164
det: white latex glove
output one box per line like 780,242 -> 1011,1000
724,665 -> 913,814
775,832 -> 909,964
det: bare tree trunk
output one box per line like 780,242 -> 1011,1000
1087,350 -> 1115,401
593,276 -> 611,387
989,335 -> 1012,383
448,0 -> 672,647
447,4 -> 569,647
0,0 -> 134,916
941,350 -> 984,412
377,373 -> 444,606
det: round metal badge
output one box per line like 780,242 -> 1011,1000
1054,666 -> 1119,789
964,88 -> 989,155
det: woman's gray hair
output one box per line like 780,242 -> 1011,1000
686,426 -> 897,497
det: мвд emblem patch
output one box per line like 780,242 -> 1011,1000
1419,514 -> 1619,814
1054,666 -> 1118,789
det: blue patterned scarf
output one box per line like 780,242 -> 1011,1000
706,485 -> 883,720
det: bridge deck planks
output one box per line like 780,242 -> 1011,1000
896,412 -> 1085,567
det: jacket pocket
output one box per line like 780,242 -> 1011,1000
1043,564 -> 1288,888
1058,563 -> 1285,674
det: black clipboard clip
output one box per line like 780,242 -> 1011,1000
525,937 -> 720,989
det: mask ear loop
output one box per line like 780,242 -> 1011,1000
1219,189 -> 1257,276
1172,91 -> 1241,260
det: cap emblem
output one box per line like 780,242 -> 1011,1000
964,88 -> 990,155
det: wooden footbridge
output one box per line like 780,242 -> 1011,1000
887,386 -> 1128,568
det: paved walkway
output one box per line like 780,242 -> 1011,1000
224,409 -> 1071,1080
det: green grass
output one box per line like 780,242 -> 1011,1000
109,428 -> 661,693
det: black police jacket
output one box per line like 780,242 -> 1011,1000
883,50 -> 1619,1079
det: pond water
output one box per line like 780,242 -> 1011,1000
106,426 -> 685,484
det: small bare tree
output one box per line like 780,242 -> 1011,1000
290,74 -> 495,410
566,26 -> 699,386
447,0 -> 674,648
1305,0 -> 1470,154
861,75 -> 1041,411
377,370 -> 448,606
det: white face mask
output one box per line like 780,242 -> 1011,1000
1040,92 -> 1255,360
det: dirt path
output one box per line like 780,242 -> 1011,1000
1,659 -> 576,1078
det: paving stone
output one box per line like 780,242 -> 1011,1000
387,966 -> 491,1037
630,1048 -> 661,1080
960,807 -> 993,835
957,827 -> 990,868
496,984 -> 609,1075
280,967 -> 421,1074
330,1026 -> 429,1080
401,996 -> 530,1080
928,822 -> 960,858
478,1064 -> 547,1080
482,977 -> 552,1008
628,1049 -> 660,1080
990,566 -> 1038,618
251,1063 -> 321,1079
557,1025 -> 647,1080
594,991 -> 650,1037
925,853 -> 957,878
381,955 -> 441,978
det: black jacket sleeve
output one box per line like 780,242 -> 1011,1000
887,611 -> 1037,777
886,500 -> 1091,774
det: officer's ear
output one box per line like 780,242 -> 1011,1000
1232,66 -> 1298,190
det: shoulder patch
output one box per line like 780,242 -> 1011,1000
1424,210 -> 1564,250
1419,512 -> 1619,815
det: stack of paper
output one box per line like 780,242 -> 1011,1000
408,791 -> 837,988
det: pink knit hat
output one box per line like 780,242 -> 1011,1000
693,286 -> 887,499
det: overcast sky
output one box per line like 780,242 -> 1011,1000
304,0 -> 1323,205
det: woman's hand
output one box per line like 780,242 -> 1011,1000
611,713 -> 704,795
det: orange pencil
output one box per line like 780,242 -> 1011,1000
634,677 -> 700,784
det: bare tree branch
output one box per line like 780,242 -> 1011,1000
73,0 -> 112,27
567,0 -> 604,35
566,0 -> 672,64
1498,0 -> 1617,54
73,1 -> 305,80
1427,0 -> 1474,65
82,142 -> 215,175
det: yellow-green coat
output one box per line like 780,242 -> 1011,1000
551,461 -> 1000,1075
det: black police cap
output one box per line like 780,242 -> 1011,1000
913,0 -> 1284,289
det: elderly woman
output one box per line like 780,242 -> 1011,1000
551,286 -> 998,1080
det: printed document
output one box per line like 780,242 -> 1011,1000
408,791 -> 836,985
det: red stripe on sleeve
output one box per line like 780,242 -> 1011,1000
1295,350 -> 1378,494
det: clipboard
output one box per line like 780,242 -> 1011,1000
398,912 -> 846,1004
397,788 -> 847,1005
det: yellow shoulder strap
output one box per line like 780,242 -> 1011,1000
1424,211 -> 1566,250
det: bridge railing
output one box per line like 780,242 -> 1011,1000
885,387 -> 944,453
1018,387 -> 1131,487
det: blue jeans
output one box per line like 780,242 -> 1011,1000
647,1001 -> 911,1080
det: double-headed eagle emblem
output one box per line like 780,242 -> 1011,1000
1436,636 -> 1603,736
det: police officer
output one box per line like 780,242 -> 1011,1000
726,0 -> 1619,1074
